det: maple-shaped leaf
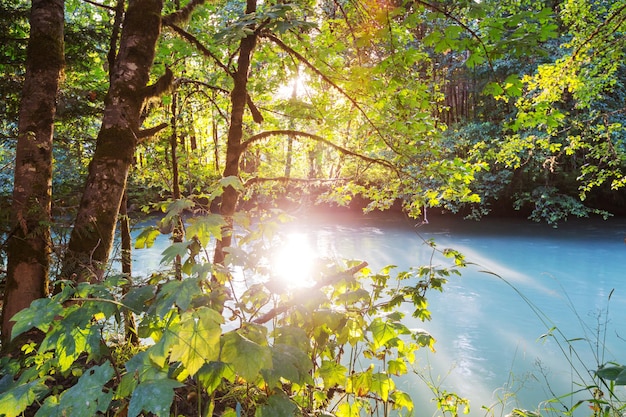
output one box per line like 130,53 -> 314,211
220,330 -> 272,382
317,360 -> 347,388
35,362 -> 114,417
127,378 -> 183,417
0,378 -> 48,417
169,307 -> 222,375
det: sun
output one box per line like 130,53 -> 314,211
271,233 -> 317,288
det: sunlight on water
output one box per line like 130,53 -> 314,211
127,213 -> 626,417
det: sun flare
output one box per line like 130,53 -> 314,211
271,233 -> 317,288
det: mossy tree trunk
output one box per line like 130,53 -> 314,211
61,0 -> 163,282
213,0 -> 257,266
1,0 -> 64,345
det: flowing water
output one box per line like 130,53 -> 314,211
129,211 -> 626,416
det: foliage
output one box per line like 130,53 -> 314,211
0,211 -> 467,416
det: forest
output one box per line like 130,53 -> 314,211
1,0 -> 626,415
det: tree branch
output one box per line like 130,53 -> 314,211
137,122 -> 169,143
245,176 -> 349,185
253,261 -> 368,324
571,2 -> 626,59
241,129 -> 397,171
81,0 -> 116,12
164,23 -> 232,75
261,33 -> 398,151
162,0 -> 205,27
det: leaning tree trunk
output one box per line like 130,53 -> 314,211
1,0 -> 64,345
61,0 -> 163,282
213,0 -> 257,266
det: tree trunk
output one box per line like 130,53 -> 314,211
61,0 -> 163,282
213,0 -> 257,266
119,191 -> 138,344
1,0 -> 64,345
169,91 -> 184,280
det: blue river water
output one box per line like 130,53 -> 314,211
127,211 -> 626,416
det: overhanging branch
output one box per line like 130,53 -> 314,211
241,129 -> 397,171
261,33 -> 399,152
253,261 -> 368,324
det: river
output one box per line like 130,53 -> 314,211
128,211 -> 626,416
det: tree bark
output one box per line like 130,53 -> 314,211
213,0 -> 257,266
1,0 -> 64,345
61,0 -> 163,282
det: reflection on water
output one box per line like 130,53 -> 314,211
280,212 -> 626,416
129,211 -> 626,416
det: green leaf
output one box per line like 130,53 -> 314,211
347,369 -> 372,397
256,392 -> 297,417
134,226 -> 161,249
128,378 -> 184,417
387,358 -> 408,376
219,175 -> 244,191
197,361 -> 235,395
170,307 -> 223,375
160,242 -> 191,266
390,390 -> 414,411
317,360 -> 347,388
368,318 -> 399,350
10,298 -> 64,339
152,277 -> 201,317
163,198 -> 194,218
596,364 -> 626,384
42,362 -> 114,417
0,379 -> 48,417
186,214 -> 225,247
221,331 -> 272,382
262,344 -> 312,388
122,285 -> 157,313
126,350 -> 169,382
272,326 -> 310,351
371,373 -> 394,401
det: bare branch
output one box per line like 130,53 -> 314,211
245,176 -> 349,185
81,0 -> 116,12
137,122 -> 169,143
414,0 -> 497,75
261,33 -> 398,151
570,2 -> 626,59
241,129 -> 396,171
164,23 -> 232,75
253,261 -> 368,324
162,0 -> 205,27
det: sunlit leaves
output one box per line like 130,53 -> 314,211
169,307 -> 222,375
317,361 -> 348,388
197,361 -> 235,395
134,226 -> 160,249
186,214 -> 225,247
0,378 -> 48,417
368,317 -> 407,350
263,344 -> 312,387
220,330 -> 272,382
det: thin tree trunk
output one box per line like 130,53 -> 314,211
170,91 -> 184,280
61,0 -> 163,282
119,191 -> 138,344
213,0 -> 257,266
1,0 -> 64,345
